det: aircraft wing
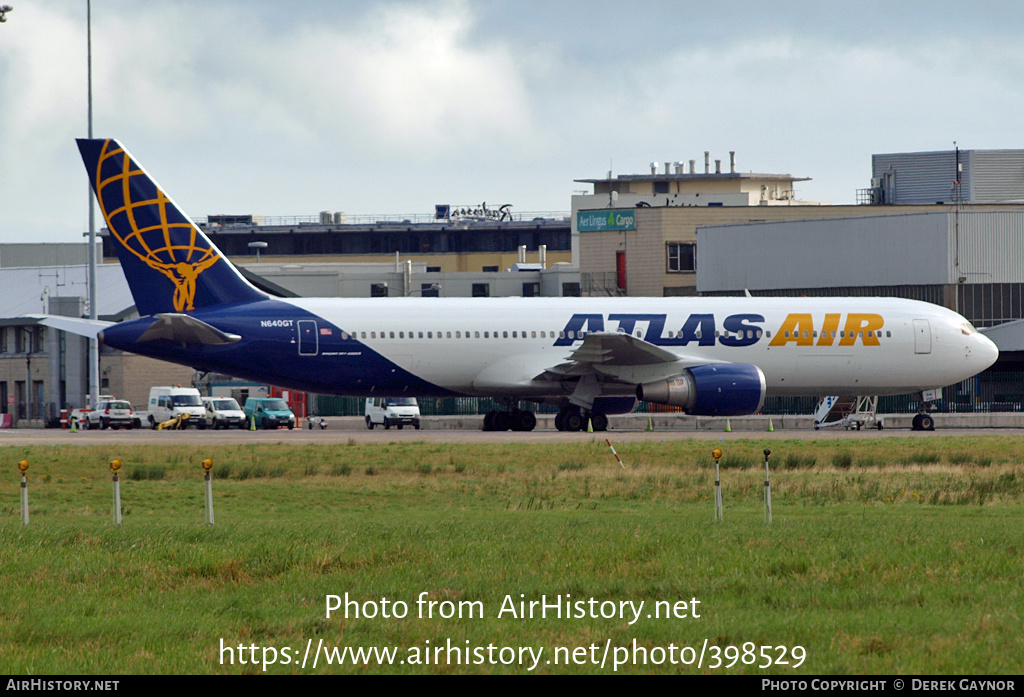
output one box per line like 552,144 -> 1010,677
542,331 -> 719,385
24,314 -> 113,339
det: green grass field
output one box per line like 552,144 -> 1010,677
1,437 -> 1022,674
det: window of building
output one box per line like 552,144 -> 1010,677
562,282 -> 581,297
370,283 -> 389,297
426,266 -> 441,273
472,283 -> 490,297
421,283 -> 440,298
653,181 -> 669,194
522,282 -> 539,297
482,266 -> 499,273
667,242 -> 696,273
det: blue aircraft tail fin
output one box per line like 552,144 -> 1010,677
77,138 -> 267,316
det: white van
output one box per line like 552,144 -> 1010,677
147,386 -> 207,429
201,396 -> 247,429
365,397 -> 420,430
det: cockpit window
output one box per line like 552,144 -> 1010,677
961,322 -> 978,336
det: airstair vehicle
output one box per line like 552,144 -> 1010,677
813,395 -> 884,431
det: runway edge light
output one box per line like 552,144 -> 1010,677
202,458 -> 215,526
711,448 -> 723,521
18,458 -> 29,526
110,458 -> 123,525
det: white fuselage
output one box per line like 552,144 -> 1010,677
281,295 -> 997,399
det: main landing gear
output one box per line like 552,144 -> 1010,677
554,407 -> 608,432
482,409 -> 537,432
480,405 -> 610,432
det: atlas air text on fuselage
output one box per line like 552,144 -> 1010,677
555,312 -> 887,348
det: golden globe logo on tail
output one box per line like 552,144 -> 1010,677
92,139 -> 222,312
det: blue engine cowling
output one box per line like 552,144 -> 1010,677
636,363 -> 766,417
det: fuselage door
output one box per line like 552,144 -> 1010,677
298,320 -> 319,356
913,319 -> 931,354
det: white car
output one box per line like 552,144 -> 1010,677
86,399 -> 137,430
202,396 -> 247,429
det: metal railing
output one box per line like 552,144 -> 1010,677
196,211 -> 570,228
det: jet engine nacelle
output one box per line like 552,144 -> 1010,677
636,363 -> 766,417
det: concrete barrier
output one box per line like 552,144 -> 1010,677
322,412 -> 1024,432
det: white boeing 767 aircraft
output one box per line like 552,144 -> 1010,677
45,139 -> 998,432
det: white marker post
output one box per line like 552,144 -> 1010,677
110,458 -> 123,525
202,457 -> 215,526
605,439 -> 626,469
18,459 -> 29,526
763,448 -> 773,524
711,448 -> 723,521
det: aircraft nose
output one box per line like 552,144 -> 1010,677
973,332 -> 999,370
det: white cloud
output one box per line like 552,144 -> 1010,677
4,1 -> 1024,240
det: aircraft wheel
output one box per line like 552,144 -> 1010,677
920,414 -> 935,431
563,411 -> 585,432
492,411 -> 511,432
512,410 -> 536,432
590,412 -> 609,432
554,410 -> 566,432
876,421 -> 884,430
912,414 -> 922,431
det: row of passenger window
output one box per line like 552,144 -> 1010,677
338,328 -> 892,341
343,330 -> 558,340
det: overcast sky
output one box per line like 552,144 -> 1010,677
2,0 -> 1023,243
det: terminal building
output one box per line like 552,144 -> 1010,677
572,149 -> 1024,299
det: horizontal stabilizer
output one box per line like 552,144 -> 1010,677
24,314 -> 113,339
136,313 -> 241,345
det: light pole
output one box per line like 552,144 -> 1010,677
87,0 -> 99,409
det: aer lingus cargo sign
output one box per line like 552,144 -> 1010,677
577,209 -> 636,232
